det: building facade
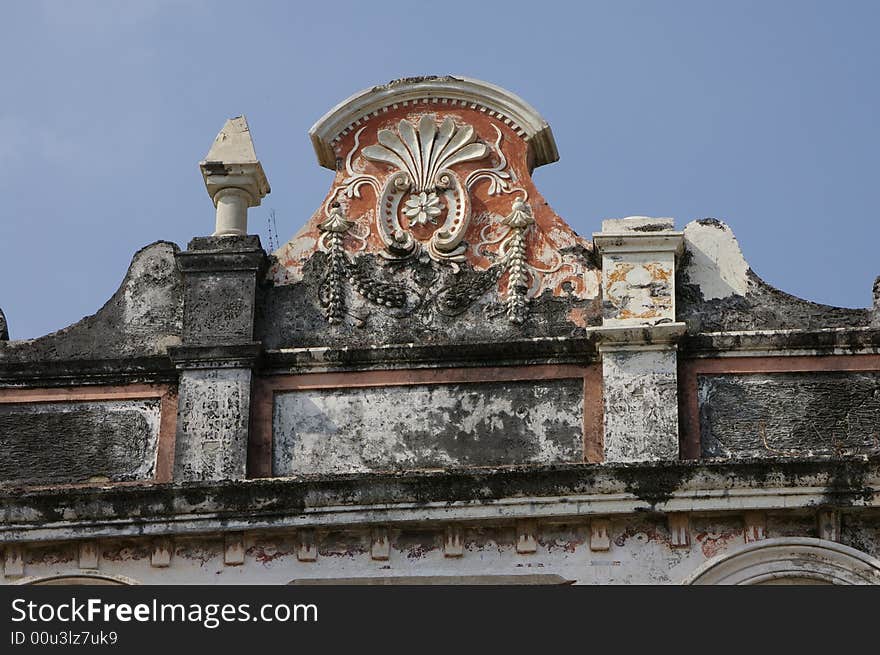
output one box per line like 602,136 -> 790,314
1,77 -> 879,585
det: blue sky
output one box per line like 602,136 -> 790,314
2,1 -> 878,339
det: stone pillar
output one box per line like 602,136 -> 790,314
200,116 -> 269,237
170,235 -> 266,481
593,217 -> 686,462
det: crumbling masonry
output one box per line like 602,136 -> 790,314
2,77 -> 880,584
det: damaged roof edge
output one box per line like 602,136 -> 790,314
0,241 -> 183,361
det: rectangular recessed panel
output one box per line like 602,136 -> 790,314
699,372 -> 880,458
273,379 -> 584,475
0,399 -> 162,486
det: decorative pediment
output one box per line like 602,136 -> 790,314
308,76 -> 559,170
271,76 -> 601,332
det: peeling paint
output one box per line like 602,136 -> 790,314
273,379 -> 584,475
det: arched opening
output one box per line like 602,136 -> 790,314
684,537 -> 880,585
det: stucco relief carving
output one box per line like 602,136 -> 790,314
314,115 -> 556,325
331,115 -> 521,266
272,79 -> 602,334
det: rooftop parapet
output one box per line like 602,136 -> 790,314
268,76 -> 599,348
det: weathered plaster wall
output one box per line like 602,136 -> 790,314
840,513 -> 880,558
0,399 -> 161,487
177,235 -> 263,346
602,349 -> 678,462
699,372 -> 880,458
0,242 -> 183,366
183,274 -> 254,345
678,219 -> 872,332
1,457 -> 877,584
3,77 -> 880,587
272,379 -> 584,475
174,369 -> 251,482
6,511 -> 878,585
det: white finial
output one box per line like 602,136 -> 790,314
199,116 -> 270,236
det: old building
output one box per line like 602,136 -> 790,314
1,76 -> 879,585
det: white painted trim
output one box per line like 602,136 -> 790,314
682,537 -> 880,585
12,572 -> 141,586
593,232 -> 684,255
309,76 -> 558,170
594,322 -> 688,349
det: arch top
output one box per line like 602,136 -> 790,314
684,537 -> 880,586
309,75 -> 559,170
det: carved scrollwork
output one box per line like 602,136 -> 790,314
465,125 -> 514,196
362,115 -> 488,193
360,115 -> 491,264
376,171 -> 419,259
349,269 -> 409,309
318,204 -> 413,324
311,114 -> 568,326
426,169 -> 470,262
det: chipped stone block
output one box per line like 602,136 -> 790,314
151,539 -> 172,568
371,528 -> 390,561
175,235 -> 265,346
224,534 -> 245,566
297,530 -> 317,562
78,541 -> 99,569
444,526 -> 464,558
601,347 -> 679,462
4,546 -> 24,578
817,510 -> 841,543
516,521 -> 537,554
590,520 -> 611,552
668,514 -> 690,549
744,512 -> 766,543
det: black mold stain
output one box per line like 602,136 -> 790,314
700,373 -> 880,460
4,458 -> 875,534
256,250 -> 601,350
614,465 -> 693,507
0,241 -> 183,367
0,403 -> 159,486
677,224 -> 871,333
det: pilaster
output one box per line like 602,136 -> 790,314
170,236 -> 266,482
593,217 -> 686,462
